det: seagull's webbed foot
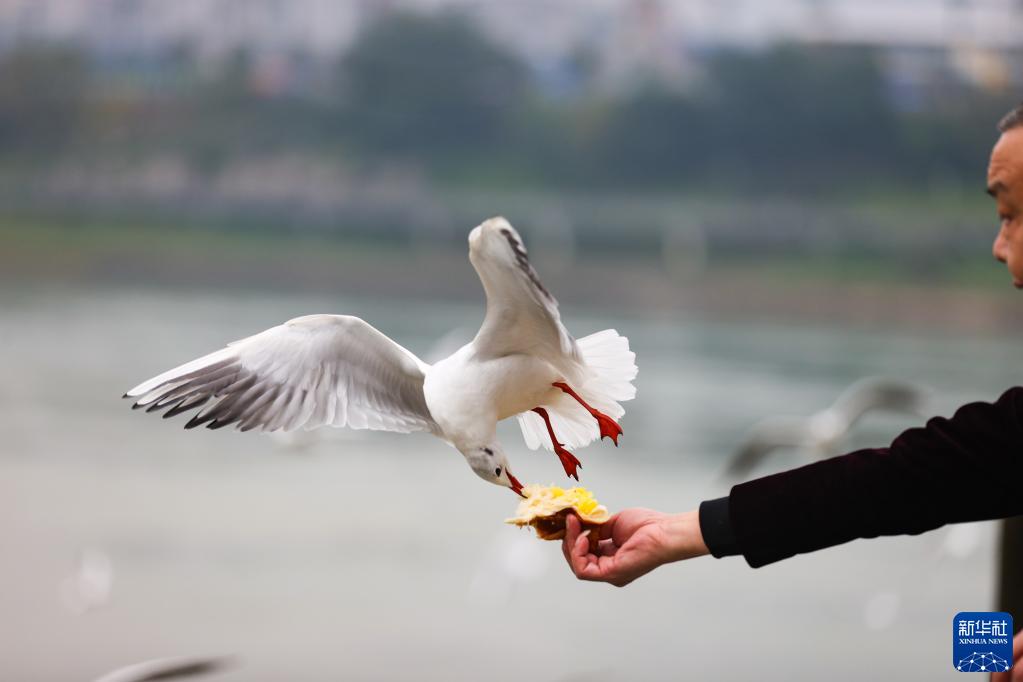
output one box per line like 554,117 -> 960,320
552,381 -> 623,446
593,412 -> 623,446
554,443 -> 582,481
532,406 -> 583,481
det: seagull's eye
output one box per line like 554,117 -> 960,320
483,447 -> 494,456
494,467 -> 502,476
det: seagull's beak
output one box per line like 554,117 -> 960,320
507,471 -> 526,497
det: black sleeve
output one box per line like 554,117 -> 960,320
703,386 -> 1023,569
699,495 -> 740,558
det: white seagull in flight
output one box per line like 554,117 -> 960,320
722,377 -> 934,481
124,217 -> 638,495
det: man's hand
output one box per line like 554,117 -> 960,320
990,628 -> 1023,682
561,507 -> 709,587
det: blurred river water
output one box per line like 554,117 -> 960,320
0,286 -> 1016,681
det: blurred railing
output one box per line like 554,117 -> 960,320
0,155 -> 994,275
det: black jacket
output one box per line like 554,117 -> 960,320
699,387 -> 1023,568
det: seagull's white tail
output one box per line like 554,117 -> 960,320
516,329 -> 637,451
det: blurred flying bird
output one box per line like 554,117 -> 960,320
723,377 -> 934,480
467,531 -> 550,607
860,521 -> 987,632
92,656 -> 232,682
125,217 -> 637,495
59,547 -> 113,614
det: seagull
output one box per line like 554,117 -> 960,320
59,547 -> 113,614
722,377 -> 934,481
92,656 -> 231,682
124,217 -> 638,495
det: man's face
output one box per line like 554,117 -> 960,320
988,127 -> 1023,289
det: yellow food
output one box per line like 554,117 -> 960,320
505,484 -> 610,541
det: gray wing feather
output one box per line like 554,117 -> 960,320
469,218 -> 583,377
125,315 -> 436,434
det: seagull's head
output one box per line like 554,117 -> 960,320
459,442 -> 525,497
468,216 -> 518,262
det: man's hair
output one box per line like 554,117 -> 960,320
998,102 -> 1023,132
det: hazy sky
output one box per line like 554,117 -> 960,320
0,0 -> 1020,60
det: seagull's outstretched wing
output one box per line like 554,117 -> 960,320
721,415 -> 812,480
722,377 -> 935,481
468,217 -> 583,373
125,315 -> 436,434
829,377 -> 934,426
93,656 -> 231,682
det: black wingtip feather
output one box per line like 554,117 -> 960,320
207,418 -> 236,430
499,226 -> 554,301
184,414 -> 207,429
164,396 -> 209,419
145,399 -> 173,414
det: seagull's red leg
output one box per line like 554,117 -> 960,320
552,381 -> 623,446
531,407 -> 582,481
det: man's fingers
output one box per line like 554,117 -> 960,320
571,530 -> 595,574
599,513 -> 618,540
563,512 -> 623,583
573,529 -> 591,560
565,513 -> 582,547
575,562 -> 607,581
577,554 -> 622,582
562,513 -> 581,566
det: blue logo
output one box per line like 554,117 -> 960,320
953,611 -> 1013,673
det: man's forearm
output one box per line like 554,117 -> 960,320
662,510 -> 711,561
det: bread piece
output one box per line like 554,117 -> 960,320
505,484 -> 610,549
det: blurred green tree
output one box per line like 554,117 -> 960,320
703,46 -> 899,184
597,88 -> 709,185
0,47 -> 89,156
339,11 -> 528,161
593,45 -> 910,190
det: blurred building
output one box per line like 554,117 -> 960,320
0,0 -> 1020,94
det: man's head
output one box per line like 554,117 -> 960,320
988,103 -> 1023,289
